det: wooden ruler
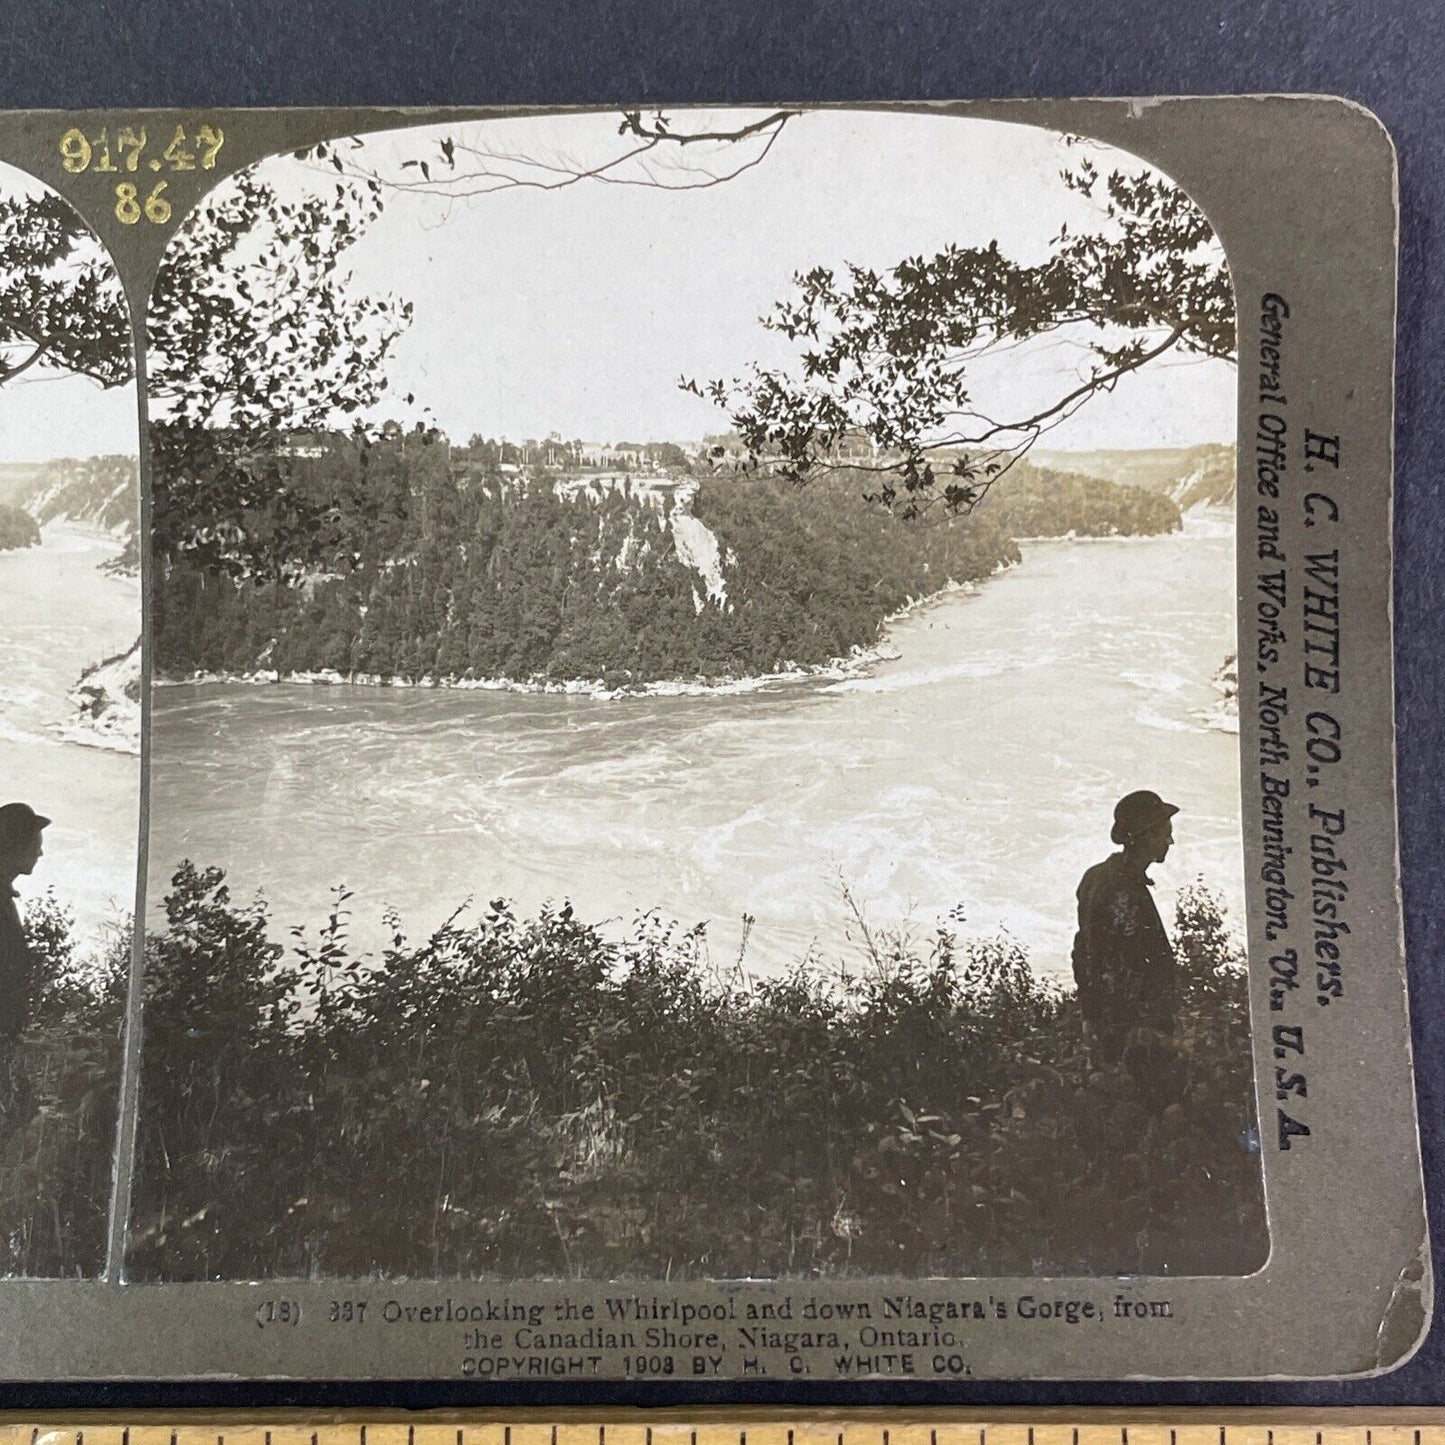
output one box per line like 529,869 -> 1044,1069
8,1416 -> 1445,1445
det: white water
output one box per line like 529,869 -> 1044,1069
148,513 -> 1243,979
0,524 -> 140,951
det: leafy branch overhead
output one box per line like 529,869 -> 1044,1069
0,191 -> 131,389
148,171 -> 415,582
686,159 -> 1235,516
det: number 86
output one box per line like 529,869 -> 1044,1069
114,180 -> 172,225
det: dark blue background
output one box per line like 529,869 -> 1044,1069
1,0 -> 1440,1410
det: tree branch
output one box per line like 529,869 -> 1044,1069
300,110 -> 800,200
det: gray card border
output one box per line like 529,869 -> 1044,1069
0,95 -> 1426,1381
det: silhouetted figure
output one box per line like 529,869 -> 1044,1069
1072,790 -> 1178,1073
0,803 -> 47,1111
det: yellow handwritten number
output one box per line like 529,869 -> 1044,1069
113,183 -> 141,224
116,125 -> 147,172
161,125 -> 195,170
58,128 -> 91,173
144,181 -> 172,223
61,121 -> 222,177
114,180 -> 171,226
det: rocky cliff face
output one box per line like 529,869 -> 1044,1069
62,639 -> 141,754
668,508 -> 731,608
1170,446 -> 1236,510
19,455 -> 139,535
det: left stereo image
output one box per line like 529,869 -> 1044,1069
0,158 -> 138,1276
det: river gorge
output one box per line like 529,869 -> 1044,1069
147,510 -> 1243,979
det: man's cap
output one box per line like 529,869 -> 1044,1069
0,802 -> 50,851
1111,789 -> 1179,844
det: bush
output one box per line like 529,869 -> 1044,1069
0,892 -> 128,1276
128,868 -> 1267,1281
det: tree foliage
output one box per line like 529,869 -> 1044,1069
689,158 -> 1235,517
148,170 -> 413,581
0,188 -> 131,390
152,446 -> 1027,687
153,432 -> 1181,689
979,465 -> 1182,538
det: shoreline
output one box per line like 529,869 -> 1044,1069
152,573 -> 993,702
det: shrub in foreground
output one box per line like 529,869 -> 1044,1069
129,866 -> 1266,1281
0,892 -> 127,1277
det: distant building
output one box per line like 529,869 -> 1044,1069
579,443 -> 646,470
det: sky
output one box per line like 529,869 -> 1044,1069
246,108 -> 1236,451
0,162 -> 137,465
0,112 -> 1236,464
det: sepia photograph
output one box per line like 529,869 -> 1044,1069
133,108 -> 1265,1284
0,159 -> 138,1275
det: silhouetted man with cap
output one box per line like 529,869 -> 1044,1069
1071,789 -> 1179,1073
0,803 -> 48,1060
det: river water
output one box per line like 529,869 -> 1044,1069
0,524 -> 139,953
148,513 -> 1243,980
